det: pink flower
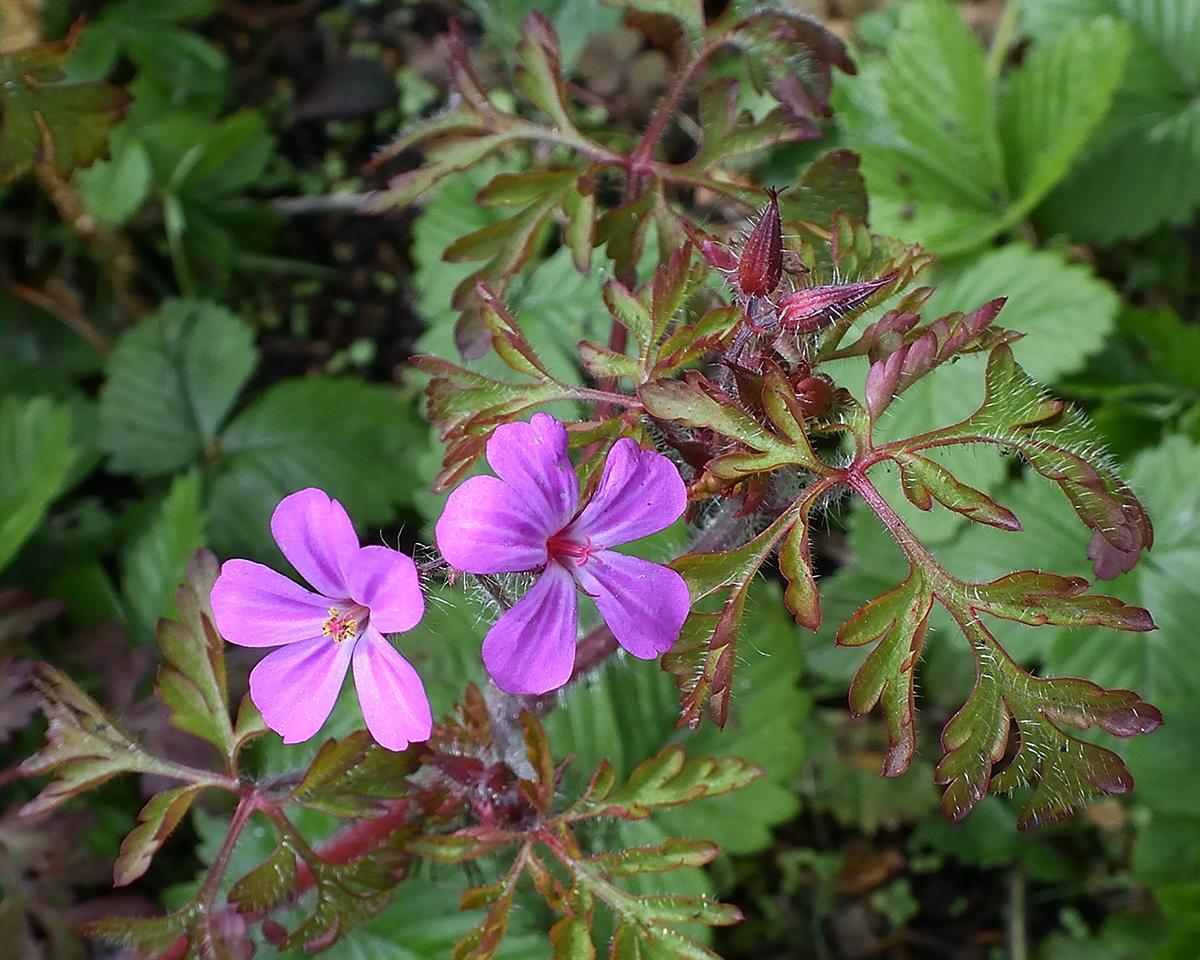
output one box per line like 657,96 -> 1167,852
435,414 -> 691,694
210,488 -> 430,750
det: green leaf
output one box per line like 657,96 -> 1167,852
291,730 -> 417,818
920,243 -> 1120,384
98,299 -> 258,477
583,747 -> 760,819
18,664 -> 171,817
1026,0 -> 1200,242
154,549 -> 237,762
0,25 -> 127,183
113,785 -> 202,886
834,0 -> 1007,254
120,471 -> 206,643
0,396 -> 77,572
75,133 -> 153,225
942,435 -> 1200,717
207,377 -> 420,560
997,18 -> 1130,216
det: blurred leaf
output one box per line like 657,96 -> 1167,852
0,25 -> 127,184
98,299 -> 258,477
602,0 -> 704,37
18,664 -> 177,817
834,0 -> 1006,254
0,396 -> 77,572
75,131 -> 153,225
207,378 -> 420,561
1026,0 -> 1200,243
120,471 -> 206,643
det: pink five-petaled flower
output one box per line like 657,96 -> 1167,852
434,414 -> 691,695
210,488 -> 431,750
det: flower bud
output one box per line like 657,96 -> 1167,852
777,272 -> 897,334
738,187 -> 783,297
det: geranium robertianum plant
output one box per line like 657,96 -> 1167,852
15,6 -> 1162,958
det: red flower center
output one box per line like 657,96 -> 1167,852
547,532 -> 592,567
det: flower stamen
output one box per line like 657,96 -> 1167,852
322,606 -> 359,643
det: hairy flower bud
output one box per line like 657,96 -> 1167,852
777,273 -> 897,334
738,187 -> 783,297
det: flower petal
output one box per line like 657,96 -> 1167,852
482,564 -> 578,695
346,546 -> 424,633
270,488 -> 359,598
568,439 -> 686,548
435,475 -> 552,573
352,627 -> 433,751
486,414 -> 579,532
574,551 -> 689,659
249,636 -> 354,743
210,559 -> 332,648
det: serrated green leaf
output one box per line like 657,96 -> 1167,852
98,299 -> 258,477
834,0 -> 1006,254
1026,0 -> 1200,242
113,785 -> 201,886
588,839 -> 718,876
997,18 -> 1130,216
207,377 -> 420,560
120,471 -> 206,642
154,549 -> 237,761
0,396 -> 77,572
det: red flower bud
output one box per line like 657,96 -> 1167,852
738,187 -> 783,297
777,272 -> 897,334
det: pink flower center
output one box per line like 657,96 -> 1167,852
547,531 -> 592,567
322,605 -> 365,643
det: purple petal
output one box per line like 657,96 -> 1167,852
249,636 -> 354,743
352,627 -> 433,751
574,551 -> 689,659
270,488 -> 359,598
485,414 -> 579,532
568,439 -> 686,548
482,564 -> 578,695
346,546 -> 424,633
435,475 -> 552,573
210,559 -> 332,648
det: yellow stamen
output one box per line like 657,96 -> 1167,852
322,606 -> 359,643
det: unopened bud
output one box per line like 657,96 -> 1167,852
738,187 -> 783,297
777,272 -> 897,334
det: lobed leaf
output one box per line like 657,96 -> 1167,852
113,785 -> 202,887
18,664 -> 169,817
291,729 -> 418,818
155,548 -> 237,761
